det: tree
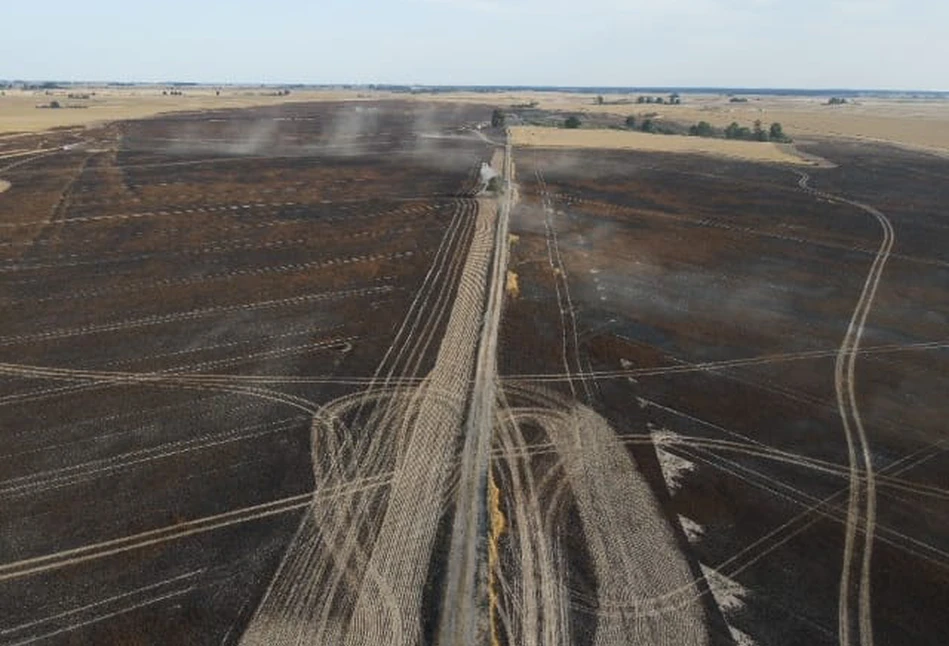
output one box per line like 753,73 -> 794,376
669,93 -> 681,105
689,121 -> 713,137
655,96 -> 664,104
595,95 -> 604,105
637,96 -> 646,104
769,122 -> 788,142
48,100 -> 61,109
645,96 -> 654,104
640,119 -> 657,133
753,119 -> 768,141
725,122 -> 742,139
564,116 -> 582,129
625,115 -> 636,129
491,109 -> 505,128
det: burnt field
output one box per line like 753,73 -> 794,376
2,97 -> 948,646
499,142 -> 949,645
0,101 -> 496,644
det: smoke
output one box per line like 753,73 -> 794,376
318,106 -> 381,157
160,118 -> 280,156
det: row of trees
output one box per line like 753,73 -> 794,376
636,93 -> 681,105
625,116 -> 669,134
688,120 -> 790,142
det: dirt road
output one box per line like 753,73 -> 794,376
438,137 -> 514,645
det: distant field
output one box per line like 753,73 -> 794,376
3,87 -> 948,158
510,125 -> 810,164
0,88 -> 365,135
413,91 -> 949,154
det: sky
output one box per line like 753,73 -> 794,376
3,0 -> 947,90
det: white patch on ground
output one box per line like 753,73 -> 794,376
0,180 -> 10,194
649,425 -> 696,494
701,564 -> 749,615
729,626 -> 758,646
677,515 -> 705,544
656,447 -> 696,493
620,358 -> 633,369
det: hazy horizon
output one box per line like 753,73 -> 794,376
3,0 -> 948,91
5,81 -> 949,95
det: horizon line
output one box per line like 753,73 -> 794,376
2,80 -> 948,95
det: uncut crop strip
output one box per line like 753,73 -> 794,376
239,188 -> 494,645
490,382 -> 710,645
234,196 -> 479,643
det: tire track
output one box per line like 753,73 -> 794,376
798,170 -> 894,646
504,339 -> 949,382
0,285 -> 391,347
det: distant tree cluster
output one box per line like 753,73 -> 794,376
686,120 -> 790,142
564,116 -> 582,129
729,96 -> 749,103
162,90 -> 185,96
826,97 -> 848,105
636,94 -> 681,105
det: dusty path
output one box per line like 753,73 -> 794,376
341,199 -> 498,646
438,138 -> 514,645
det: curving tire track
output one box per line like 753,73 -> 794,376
798,171 -> 894,646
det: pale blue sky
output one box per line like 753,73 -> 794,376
3,0 -> 947,89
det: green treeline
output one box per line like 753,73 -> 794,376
689,120 -> 791,143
